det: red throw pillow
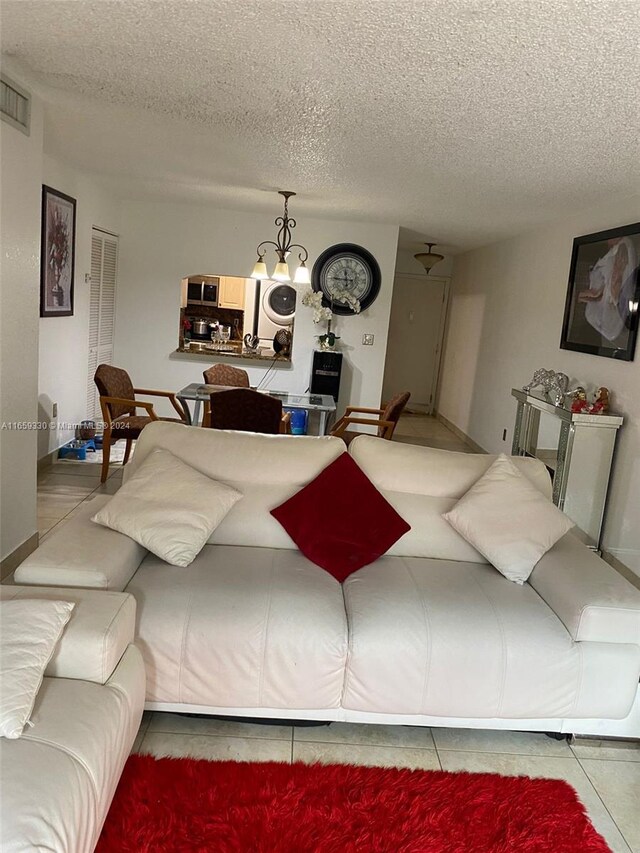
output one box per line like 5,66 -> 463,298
270,452 -> 411,582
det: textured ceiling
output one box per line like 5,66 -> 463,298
2,0 -> 640,251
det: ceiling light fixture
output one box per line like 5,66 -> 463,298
251,191 -> 310,284
414,243 -> 444,274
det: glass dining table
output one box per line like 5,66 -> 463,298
176,384 -> 337,435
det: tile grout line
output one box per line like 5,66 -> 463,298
146,727 -> 294,743
294,738 -> 440,750
574,753 -> 632,850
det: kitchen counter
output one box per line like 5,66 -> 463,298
174,343 -> 292,363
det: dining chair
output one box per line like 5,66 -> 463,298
330,391 -> 411,446
202,364 -> 250,387
94,364 -> 188,482
201,364 -> 251,427
206,388 -> 291,435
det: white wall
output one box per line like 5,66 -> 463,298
0,74 -> 43,561
38,157 -> 121,457
114,201 -> 399,419
439,193 -> 640,576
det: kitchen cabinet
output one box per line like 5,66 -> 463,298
218,277 -> 246,310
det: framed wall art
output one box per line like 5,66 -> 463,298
40,185 -> 76,317
560,221 -> 640,361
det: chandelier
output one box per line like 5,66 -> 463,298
251,191 -> 310,284
414,243 -> 444,274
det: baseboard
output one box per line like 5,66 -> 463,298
434,411 -> 486,454
1,532 -> 38,582
602,550 -> 640,591
37,449 -> 57,473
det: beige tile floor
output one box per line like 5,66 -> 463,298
27,420 -> 640,853
394,412 -> 475,452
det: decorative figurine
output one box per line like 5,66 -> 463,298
243,333 -> 259,352
588,387 -> 610,414
523,368 -> 553,393
523,369 -> 570,406
549,372 -> 569,406
570,387 -> 589,413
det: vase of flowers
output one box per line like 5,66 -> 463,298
301,287 -> 361,350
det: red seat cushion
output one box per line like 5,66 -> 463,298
271,453 -> 410,582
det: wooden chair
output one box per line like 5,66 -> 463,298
94,364 -> 187,482
205,388 -> 291,435
330,391 -> 411,446
201,364 -> 251,427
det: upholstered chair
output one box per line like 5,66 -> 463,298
330,391 -> 411,446
201,364 -> 251,426
203,364 -> 250,387
206,388 -> 291,435
94,364 -> 187,482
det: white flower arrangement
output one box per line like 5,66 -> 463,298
327,284 -> 361,314
301,289 -> 333,324
301,287 -> 361,349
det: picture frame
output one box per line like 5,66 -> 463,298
40,185 -> 76,317
560,221 -> 640,361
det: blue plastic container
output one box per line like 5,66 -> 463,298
284,408 -> 308,435
58,439 -> 96,461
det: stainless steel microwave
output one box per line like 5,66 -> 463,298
187,279 -> 219,306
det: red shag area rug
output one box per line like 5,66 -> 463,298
97,755 -> 610,853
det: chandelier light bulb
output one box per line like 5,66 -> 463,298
293,261 -> 311,285
272,261 -> 291,282
251,257 -> 268,279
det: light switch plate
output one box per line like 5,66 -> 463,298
362,334 -> 375,346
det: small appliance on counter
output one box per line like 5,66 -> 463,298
190,317 -> 211,340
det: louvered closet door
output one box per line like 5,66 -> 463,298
87,229 -> 119,419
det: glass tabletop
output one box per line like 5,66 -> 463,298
177,384 -> 336,412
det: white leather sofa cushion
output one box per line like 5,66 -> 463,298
530,533 -> 640,644
15,495 -> 147,591
127,422 -> 345,550
0,645 -> 144,853
443,454 -> 574,583
93,448 -> 242,566
0,586 -> 136,684
349,436 -> 552,561
342,556 -> 640,720
126,544 -> 348,709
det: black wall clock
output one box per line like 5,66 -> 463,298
311,243 -> 381,315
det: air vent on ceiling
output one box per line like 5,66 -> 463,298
1,74 -> 31,136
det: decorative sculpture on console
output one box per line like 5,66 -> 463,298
522,368 -> 553,393
522,369 -> 570,406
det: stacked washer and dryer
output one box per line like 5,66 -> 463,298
256,281 -> 296,346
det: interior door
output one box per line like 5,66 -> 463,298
382,274 -> 449,414
87,229 -> 119,419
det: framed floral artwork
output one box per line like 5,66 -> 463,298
40,185 -> 76,317
560,221 -> 640,361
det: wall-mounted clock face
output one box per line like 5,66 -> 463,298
312,243 -> 381,315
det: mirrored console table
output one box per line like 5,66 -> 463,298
511,389 -> 623,551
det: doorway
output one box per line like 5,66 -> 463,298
87,228 -> 119,419
382,274 -> 449,413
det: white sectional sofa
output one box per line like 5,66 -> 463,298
0,585 -> 144,853
16,422 -> 640,738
